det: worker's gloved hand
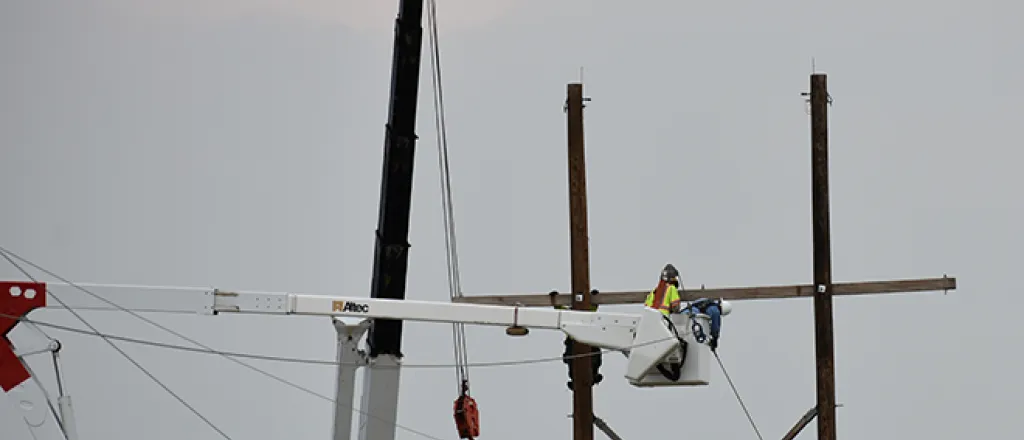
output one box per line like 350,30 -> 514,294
708,337 -> 718,351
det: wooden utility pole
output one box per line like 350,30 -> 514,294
565,82 -> 595,440
808,72 -> 836,440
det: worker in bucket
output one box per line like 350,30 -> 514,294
644,263 -> 684,315
681,297 -> 732,351
549,290 -> 603,390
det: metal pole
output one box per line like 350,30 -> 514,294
367,0 -> 424,360
331,319 -> 370,440
566,82 -> 595,440
361,0 -> 425,438
809,72 -> 837,440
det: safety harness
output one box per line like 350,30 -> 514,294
655,314 -> 688,381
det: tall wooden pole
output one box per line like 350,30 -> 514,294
809,72 -> 837,440
565,82 -> 595,440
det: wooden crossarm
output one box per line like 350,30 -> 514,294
452,276 -> 956,307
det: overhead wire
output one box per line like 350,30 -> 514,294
6,312 -> 677,369
0,245 -> 447,440
424,0 -> 472,395
714,351 -> 764,440
0,248 -> 234,440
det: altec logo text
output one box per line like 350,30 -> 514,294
332,300 -> 370,313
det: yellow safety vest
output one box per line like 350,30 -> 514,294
645,283 -> 682,316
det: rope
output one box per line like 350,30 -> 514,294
714,351 -> 764,440
424,0 -> 471,396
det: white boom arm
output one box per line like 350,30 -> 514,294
9,282 -> 718,440
205,289 -> 715,387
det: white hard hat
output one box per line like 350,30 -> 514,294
719,299 -> 733,316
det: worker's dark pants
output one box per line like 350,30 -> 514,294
684,304 -> 722,340
563,337 -> 602,380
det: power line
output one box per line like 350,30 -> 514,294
9,314 -> 619,368
0,249 -> 234,440
716,349 -> 765,440
0,245 -> 447,440
8,313 -> 675,369
9,315 -> 679,370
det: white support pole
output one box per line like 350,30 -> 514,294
57,395 -> 78,440
331,318 -> 370,440
358,354 -> 402,440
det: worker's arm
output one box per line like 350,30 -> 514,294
667,286 -> 683,313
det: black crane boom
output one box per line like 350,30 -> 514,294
367,0 -> 425,358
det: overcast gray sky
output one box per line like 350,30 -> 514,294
2,1 -> 1021,439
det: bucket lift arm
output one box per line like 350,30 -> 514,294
4,282 -> 721,440
205,289 -> 717,386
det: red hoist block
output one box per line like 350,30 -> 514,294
453,394 -> 480,439
0,281 -> 46,392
